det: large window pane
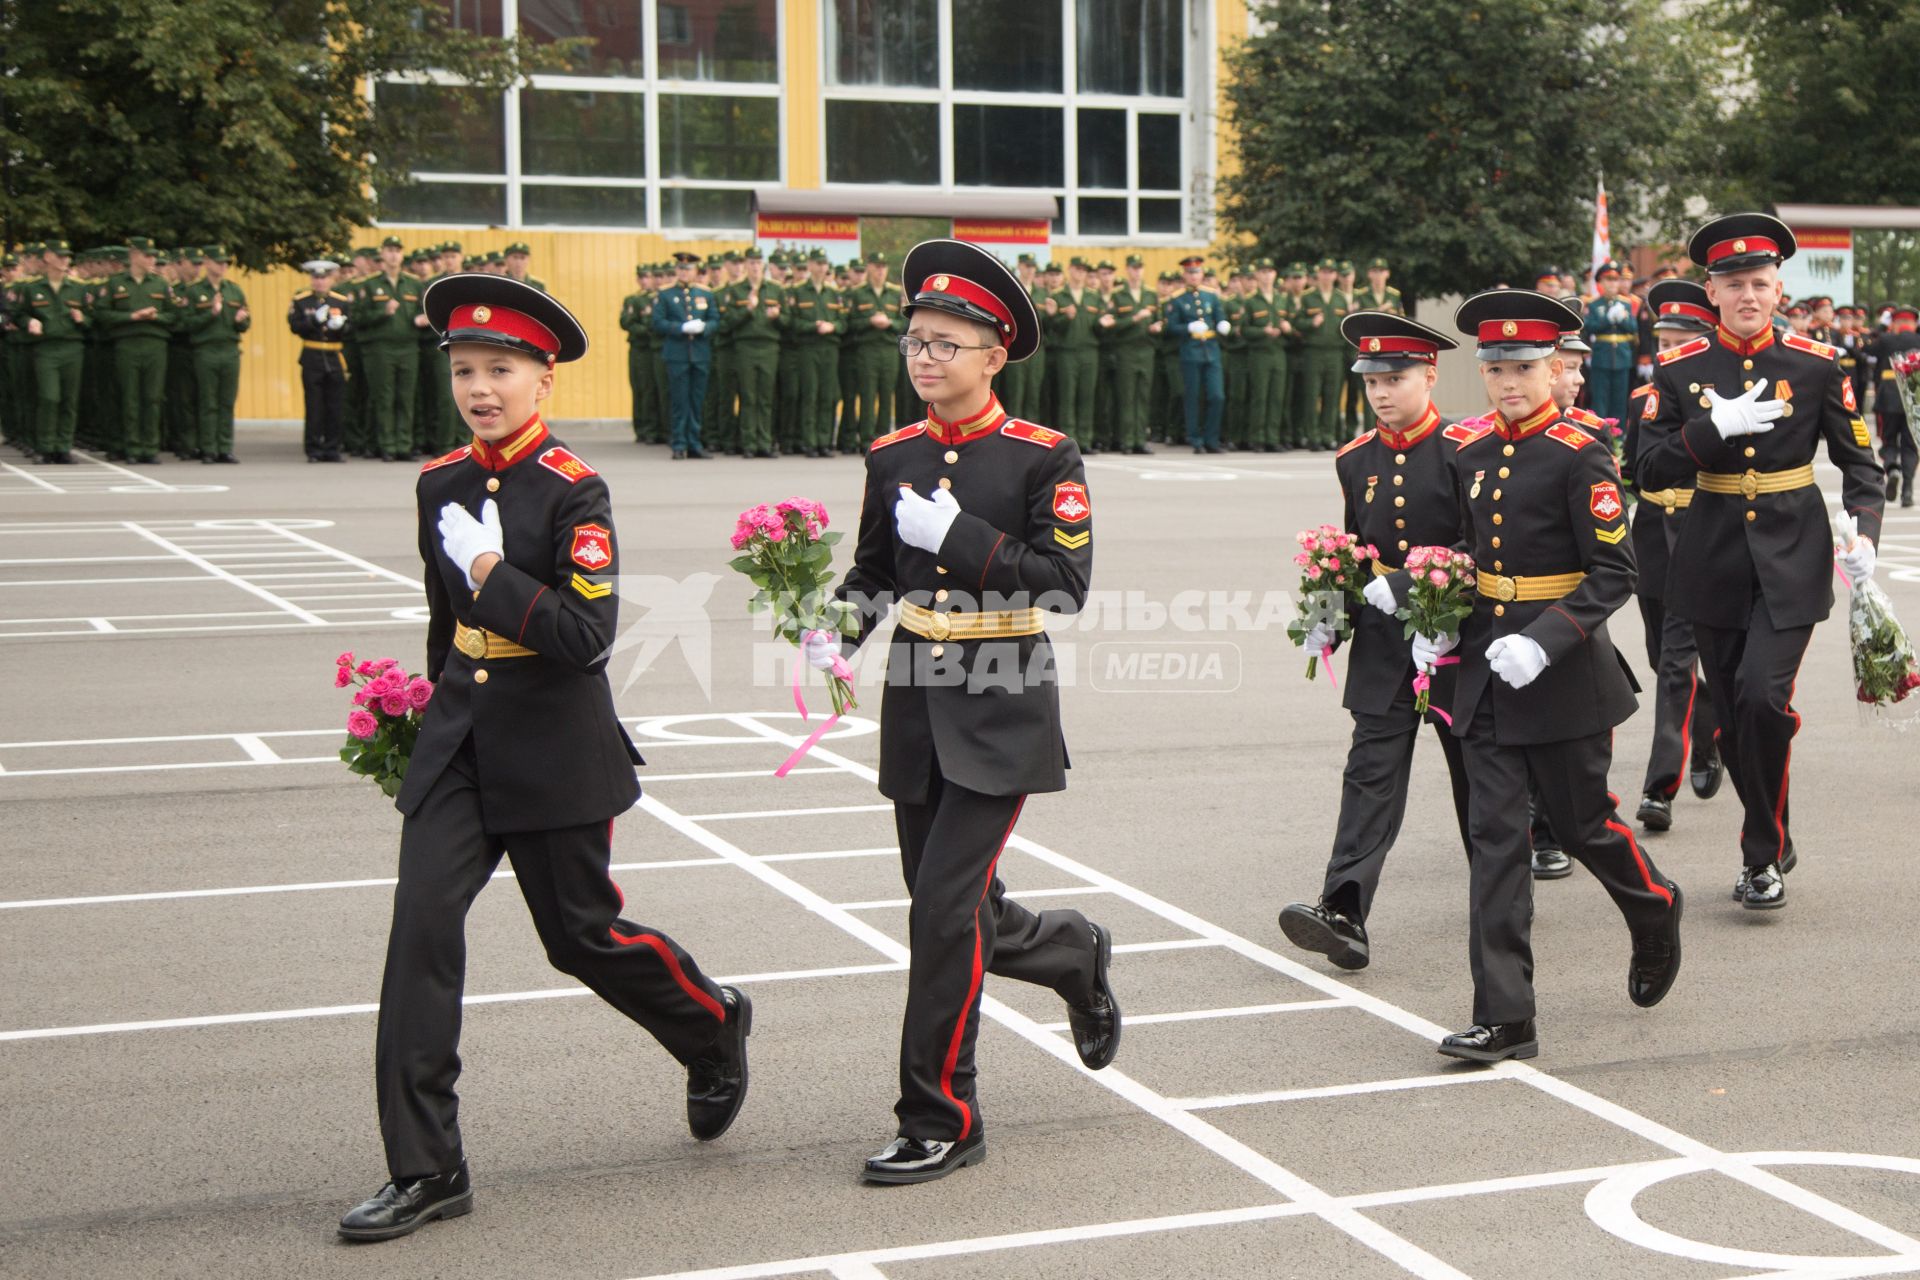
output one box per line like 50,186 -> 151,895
1139,197 -> 1182,234
656,0 -> 777,82
1077,108 -> 1125,189
1137,112 -> 1181,189
954,105 -> 1061,187
379,181 -> 506,225
377,84 -> 505,173
426,0 -> 503,37
825,99 -> 937,184
661,186 -> 754,228
826,0 -> 936,87
952,0 -> 1060,92
660,94 -> 779,181
520,89 -> 646,178
1078,197 -> 1127,236
523,184 -> 649,226
520,0 -> 645,76
1077,0 -> 1183,97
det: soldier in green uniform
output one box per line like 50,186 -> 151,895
98,236 -> 176,463
353,236 -> 427,461
1277,261 -> 1309,447
75,248 -> 113,455
415,250 -> 460,455
1049,258 -> 1099,447
843,250 -> 903,451
1091,260 -> 1118,452
1165,255 -> 1228,452
179,246 -> 249,464
1239,258 -> 1288,452
340,247 -> 379,457
1222,265 -> 1253,449
19,239 -> 90,463
0,251 -> 21,450
1100,253 -> 1158,454
620,264 -> 657,444
1294,257 -> 1351,449
771,253 -> 801,454
727,247 -> 784,458
996,253 -> 1039,421
164,247 -> 201,457
785,250 -> 842,458
1338,260 -> 1365,434
1149,271 -> 1183,443
706,251 -> 743,454
502,243 -> 546,293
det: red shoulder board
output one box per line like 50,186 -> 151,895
1451,426 -> 1493,450
1658,335 -> 1711,366
1334,429 -> 1376,458
536,445 -> 598,483
1783,331 -> 1838,361
1546,422 -> 1596,450
869,423 -> 927,452
420,445 -> 470,473
1629,383 -> 1653,400
1001,420 -> 1065,448
1567,406 -> 1605,430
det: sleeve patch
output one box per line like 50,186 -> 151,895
1658,335 -> 1711,365
1335,429 -> 1376,458
1547,423 -> 1596,450
569,523 -> 613,570
1842,378 -> 1858,412
569,572 -> 612,600
537,445 -> 597,483
1053,527 -> 1091,550
1642,388 -> 1660,420
869,423 -> 927,451
1052,481 -> 1091,523
1590,481 -> 1624,521
420,445 -> 471,473
1001,420 -> 1066,448
1595,525 -> 1628,544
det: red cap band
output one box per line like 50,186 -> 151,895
919,273 -> 1016,338
1476,318 -> 1563,345
1706,235 -> 1780,266
1660,300 -> 1718,326
448,303 -> 559,356
1357,334 -> 1439,360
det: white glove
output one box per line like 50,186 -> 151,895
1303,621 -> 1336,653
438,499 -> 504,592
1362,576 -> 1397,615
894,486 -> 961,554
1410,631 -> 1458,672
312,305 -> 330,324
1834,511 -> 1877,583
681,318 -> 706,335
1216,320 -> 1231,335
1187,319 -> 1207,337
801,629 -> 840,671
1487,634 -> 1549,689
1706,381 -> 1784,440
326,312 -> 345,331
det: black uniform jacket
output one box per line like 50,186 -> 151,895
837,396 -> 1093,804
1869,329 -> 1919,419
1618,384 -> 1676,604
1637,325 -> 1885,630
287,288 -> 353,345
1333,404 -> 1480,717
1446,403 -> 1639,746
397,415 -> 644,833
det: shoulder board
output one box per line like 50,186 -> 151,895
1658,335 -> 1711,365
292,289 -> 312,300
1567,406 -> 1606,429
537,445 -> 597,483
1000,420 -> 1066,448
420,445 -> 471,473
1335,430 -> 1376,458
869,424 -> 927,452
1629,383 -> 1653,400
1441,423 -> 1482,446
1546,422 -> 1596,450
1782,331 -> 1838,361
328,291 -> 351,301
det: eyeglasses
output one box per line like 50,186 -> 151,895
898,335 -> 997,362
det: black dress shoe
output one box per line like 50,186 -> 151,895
1903,490 -> 1916,509
1689,745 -> 1724,799
687,447 -> 712,459
1732,845 -> 1795,901
337,1160 -> 473,1242
686,986 -> 751,1141
52,451 -> 75,464
1741,862 -> 1787,910
1530,847 -> 1573,880
1067,924 -> 1120,1070
671,449 -> 687,459
212,452 -> 239,463
1628,884 -> 1683,1007
861,1132 -> 986,1185
1437,1020 -> 1538,1063
1277,900 -> 1370,970
1636,792 -> 1673,831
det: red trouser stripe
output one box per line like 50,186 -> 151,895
1771,678 -> 1801,863
938,796 -> 1025,1141
1669,669 -> 1698,799
604,818 -> 726,1022
1607,791 -> 1674,906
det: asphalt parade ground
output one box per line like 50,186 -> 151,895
4,424 -> 1920,1280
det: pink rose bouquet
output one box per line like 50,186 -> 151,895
1286,523 -> 1377,681
1394,547 -> 1478,715
729,497 -> 859,717
333,651 -> 433,797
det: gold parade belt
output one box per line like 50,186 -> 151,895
454,621 -> 538,660
1694,464 -> 1816,500
1639,487 -> 1694,512
1476,571 -> 1587,603
897,602 -> 1046,642
1372,558 -> 1394,577
301,340 -> 344,352
1594,333 -> 1637,343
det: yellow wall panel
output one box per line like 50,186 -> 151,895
784,0 -> 823,189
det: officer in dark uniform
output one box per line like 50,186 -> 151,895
1165,255 -> 1227,453
1637,214 -> 1885,910
338,276 -> 749,1243
807,239 -> 1118,1186
1621,280 -> 1724,830
652,250 -> 713,459
1430,290 -> 1683,1064
1278,313 -> 1474,972
1868,304 -> 1918,506
287,259 -> 351,462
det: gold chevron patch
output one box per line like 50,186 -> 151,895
1594,525 -> 1627,544
1053,528 -> 1091,550
570,572 -> 612,599
1852,417 -> 1871,448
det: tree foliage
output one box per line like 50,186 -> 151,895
0,0 -> 569,269
1221,0 -> 1716,306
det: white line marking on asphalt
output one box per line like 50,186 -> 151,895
683,804 -> 895,821
0,461 -> 62,492
70,449 -> 174,490
120,521 -> 326,625
833,885 -> 1113,911
231,735 -> 281,764
1031,998 -> 1348,1033
1173,1069 -> 1513,1112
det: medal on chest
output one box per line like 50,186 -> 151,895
1364,475 -> 1377,504
1470,470 -> 1484,500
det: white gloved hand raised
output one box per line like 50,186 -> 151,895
894,486 -> 961,553
438,499 -> 504,592
1187,319 -> 1207,337
1834,511 -> 1877,583
801,629 -> 841,671
1362,576 -> 1397,615
1303,621 -> 1336,653
327,312 -> 345,330
1410,631 -> 1458,672
1487,634 -> 1549,689
1706,381 -> 1784,440
1216,319 -> 1231,335
681,318 -> 706,335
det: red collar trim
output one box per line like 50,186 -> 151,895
926,395 -> 1007,445
1376,403 -> 1441,451
1716,324 -> 1775,357
470,414 -> 549,471
1494,401 -> 1559,441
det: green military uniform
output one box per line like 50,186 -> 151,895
1348,259 -> 1403,436
340,255 -> 375,456
18,244 -> 89,461
784,260 -> 841,457
649,263 -> 672,443
1238,262 -> 1288,452
1050,267 -> 1100,447
1151,275 -> 1185,442
166,249 -> 201,456
79,251 -> 116,453
98,239 -> 177,462
179,252 -> 249,461
0,253 -> 26,449
705,255 -> 741,454
1222,279 -> 1250,447
1294,261 -> 1351,449
726,262 -> 784,457
416,260 -> 459,455
620,270 -> 659,443
842,255 -> 904,451
351,247 -> 425,459
995,257 -> 1043,420
1104,261 -> 1158,453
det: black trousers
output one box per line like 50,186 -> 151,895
375,738 -> 727,1181
1459,697 -> 1676,1025
1883,412 -> 1915,487
891,761 -> 1097,1142
1637,591 -> 1718,799
1322,686 -> 1471,923
300,350 -> 345,458
1691,597 -> 1813,868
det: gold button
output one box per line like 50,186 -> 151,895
1742,359 -> 1753,371
1494,604 -> 1505,617
1394,518 -> 1405,529
944,450 -> 959,464
1744,446 -> 1756,458
935,588 -> 949,602
1397,539 -> 1408,551
1491,536 -> 1501,548
474,669 -> 488,684
1498,467 -> 1510,479
1746,510 -> 1757,522
1493,560 -> 1503,571
1395,453 -> 1407,465
1699,395 -> 1711,408
938,477 -> 953,490
1394,495 -> 1405,507
1745,380 -> 1756,391
936,565 -> 948,575
486,477 -> 499,492
1392,475 -> 1404,487
1502,444 -> 1515,457
929,644 -> 945,658
1492,488 -> 1502,500
1492,513 -> 1503,525
1690,382 -> 1701,392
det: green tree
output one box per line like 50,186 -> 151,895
0,0 -> 571,268
1221,0 -> 1715,307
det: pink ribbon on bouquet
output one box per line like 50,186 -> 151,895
1412,655 -> 1460,726
1319,645 -> 1338,689
1834,556 -> 1854,592
774,631 -> 853,777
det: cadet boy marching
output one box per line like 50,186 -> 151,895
804,239 -> 1119,1184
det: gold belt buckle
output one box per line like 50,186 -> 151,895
456,627 -> 486,660
1740,470 -> 1759,500
925,612 -> 951,642
1493,574 -> 1517,602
